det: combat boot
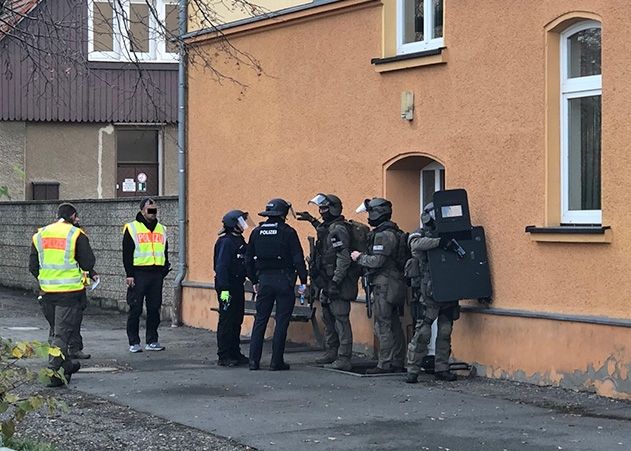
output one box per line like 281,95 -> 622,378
69,350 -> 91,360
315,351 -> 337,365
405,372 -> 419,384
326,357 -> 352,371
435,371 -> 457,382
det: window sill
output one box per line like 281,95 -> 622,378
371,48 -> 446,73
525,225 -> 612,243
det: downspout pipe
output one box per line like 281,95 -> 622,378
172,0 -> 187,327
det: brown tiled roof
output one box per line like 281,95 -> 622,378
0,0 -> 40,40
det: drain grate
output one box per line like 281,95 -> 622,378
78,367 -> 120,373
316,360 -> 406,378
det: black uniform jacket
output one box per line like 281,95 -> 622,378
214,232 -> 248,292
245,218 -> 308,286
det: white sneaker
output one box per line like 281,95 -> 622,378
129,344 -> 143,353
145,342 -> 165,351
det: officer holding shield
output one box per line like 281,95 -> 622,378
405,202 -> 459,383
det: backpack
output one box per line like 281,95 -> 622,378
344,219 -> 370,253
392,227 -> 411,273
344,219 -> 370,279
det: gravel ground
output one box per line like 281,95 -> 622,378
11,387 -> 253,451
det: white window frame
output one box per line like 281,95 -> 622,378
560,20 -> 602,224
88,0 -> 179,63
419,161 -> 445,226
396,0 -> 444,55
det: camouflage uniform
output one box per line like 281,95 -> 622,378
314,217 -> 357,367
405,227 -> 460,376
357,221 -> 406,370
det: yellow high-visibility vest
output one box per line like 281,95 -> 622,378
124,221 -> 166,266
32,221 -> 85,293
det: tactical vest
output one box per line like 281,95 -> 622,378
253,222 -> 288,271
124,221 -> 166,266
404,230 -> 433,301
32,221 -> 84,293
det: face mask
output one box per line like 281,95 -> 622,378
147,208 -> 157,214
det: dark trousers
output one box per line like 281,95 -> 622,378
126,270 -> 164,345
40,291 -> 87,353
248,273 -> 296,366
40,292 -> 83,371
216,286 -> 245,360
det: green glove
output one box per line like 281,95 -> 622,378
219,291 -> 231,302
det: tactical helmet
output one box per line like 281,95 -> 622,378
308,193 -> 343,217
421,202 -> 436,229
356,198 -> 392,223
259,198 -> 293,217
222,210 -> 248,229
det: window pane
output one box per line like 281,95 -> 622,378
403,0 -> 424,44
422,170 -> 435,208
568,28 -> 601,78
165,3 -> 178,54
130,1 -> 150,53
433,0 -> 443,39
93,1 -> 114,52
117,130 -> 158,162
567,95 -> 601,211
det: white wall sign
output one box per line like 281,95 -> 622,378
137,172 -> 147,183
122,178 -> 136,192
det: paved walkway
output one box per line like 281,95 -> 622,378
1,288 -> 630,450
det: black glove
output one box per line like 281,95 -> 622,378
327,282 -> 340,299
296,211 -> 317,223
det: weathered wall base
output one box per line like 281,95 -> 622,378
452,312 -> 631,400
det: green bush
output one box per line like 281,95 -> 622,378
0,338 -> 66,441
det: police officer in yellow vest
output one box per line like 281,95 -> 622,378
123,197 -> 170,353
29,203 -> 98,387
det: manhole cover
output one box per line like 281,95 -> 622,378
7,326 -> 40,331
78,367 -> 120,373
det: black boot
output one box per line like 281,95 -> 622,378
270,362 -> 290,371
435,371 -> 457,382
405,372 -> 419,384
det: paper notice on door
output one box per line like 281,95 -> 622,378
122,178 -> 136,192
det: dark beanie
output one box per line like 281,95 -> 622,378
57,203 -> 77,221
139,197 -> 156,210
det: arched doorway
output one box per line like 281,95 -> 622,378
384,153 -> 445,229
384,153 -> 445,355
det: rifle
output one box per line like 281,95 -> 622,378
307,236 -> 321,306
362,272 -> 372,318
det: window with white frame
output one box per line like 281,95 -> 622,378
560,21 -> 601,224
420,162 -> 445,226
397,0 -> 444,55
89,0 -> 179,62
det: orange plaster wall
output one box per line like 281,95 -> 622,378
183,0 -> 631,396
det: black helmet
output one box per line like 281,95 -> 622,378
222,210 -> 248,228
361,198 -> 392,222
308,193 -> 343,217
259,198 -> 293,217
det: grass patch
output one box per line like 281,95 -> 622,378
1,436 -> 59,451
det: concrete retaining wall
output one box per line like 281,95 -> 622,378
0,197 -> 178,319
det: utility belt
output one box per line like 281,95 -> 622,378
257,268 -> 292,275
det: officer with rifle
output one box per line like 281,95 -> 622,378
352,198 -> 407,374
297,194 -> 359,371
